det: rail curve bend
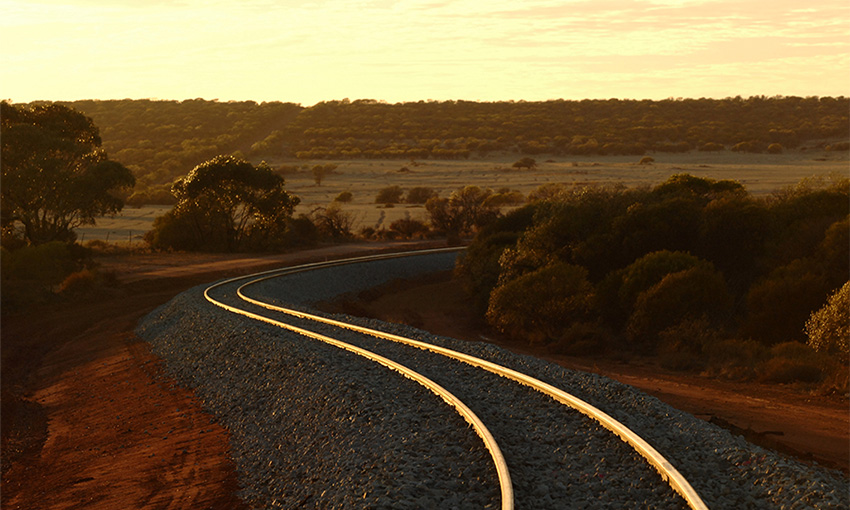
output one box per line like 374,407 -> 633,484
203,248 -> 513,510
209,247 -> 708,510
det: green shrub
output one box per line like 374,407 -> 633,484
743,260 -> 833,344
757,341 -> 824,384
1,241 -> 91,309
657,317 -> 724,371
617,251 -> 706,312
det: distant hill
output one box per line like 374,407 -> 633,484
41,96 -> 849,200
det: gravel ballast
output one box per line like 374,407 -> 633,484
138,250 -> 849,509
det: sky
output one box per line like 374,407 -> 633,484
2,0 -> 848,105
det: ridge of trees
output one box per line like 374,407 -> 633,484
28,96 -> 848,198
281,96 -> 849,161
50,99 -> 302,200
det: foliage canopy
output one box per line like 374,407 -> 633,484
461,173 -> 849,352
146,155 -> 299,251
1,102 -> 135,246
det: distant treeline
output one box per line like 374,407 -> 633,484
42,96 -> 849,193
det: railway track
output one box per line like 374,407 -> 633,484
202,248 -> 707,509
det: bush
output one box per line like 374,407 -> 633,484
627,264 -> 732,350
375,185 -> 404,205
334,191 -> 353,203
313,203 -> 356,239
805,281 -> 849,361
825,141 -> 850,151
699,142 -> 724,152
1,241 -> 92,309
657,316 -> 724,371
758,358 -> 822,383
282,215 -> 319,247
487,262 -> 594,345
389,217 -> 429,239
58,269 -> 97,294
512,157 -> 536,170
742,260 -> 832,344
547,322 -> 616,356
703,339 -> 769,380
405,186 -> 437,204
145,210 -> 202,251
1,241 -> 82,284
617,251 -> 706,312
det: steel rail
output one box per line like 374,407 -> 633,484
233,249 -> 710,510
203,254 -> 513,510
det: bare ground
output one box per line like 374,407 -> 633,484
0,241 -> 442,510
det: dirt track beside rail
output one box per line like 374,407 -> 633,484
2,243 -> 846,510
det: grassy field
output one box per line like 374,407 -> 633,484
76,149 -> 849,242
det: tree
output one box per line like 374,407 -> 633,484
149,155 -> 299,251
425,186 -> 499,238
313,203 -> 355,239
1,102 -> 135,246
312,164 -> 337,186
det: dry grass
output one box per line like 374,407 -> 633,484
75,150 -> 848,242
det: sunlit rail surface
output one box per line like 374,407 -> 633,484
204,248 -> 708,510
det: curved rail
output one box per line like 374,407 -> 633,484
203,252 -> 513,510
232,249 -> 710,510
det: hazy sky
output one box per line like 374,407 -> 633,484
2,0 -> 848,105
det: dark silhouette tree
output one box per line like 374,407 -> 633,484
148,155 -> 299,251
312,164 -> 337,186
1,102 -> 135,246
